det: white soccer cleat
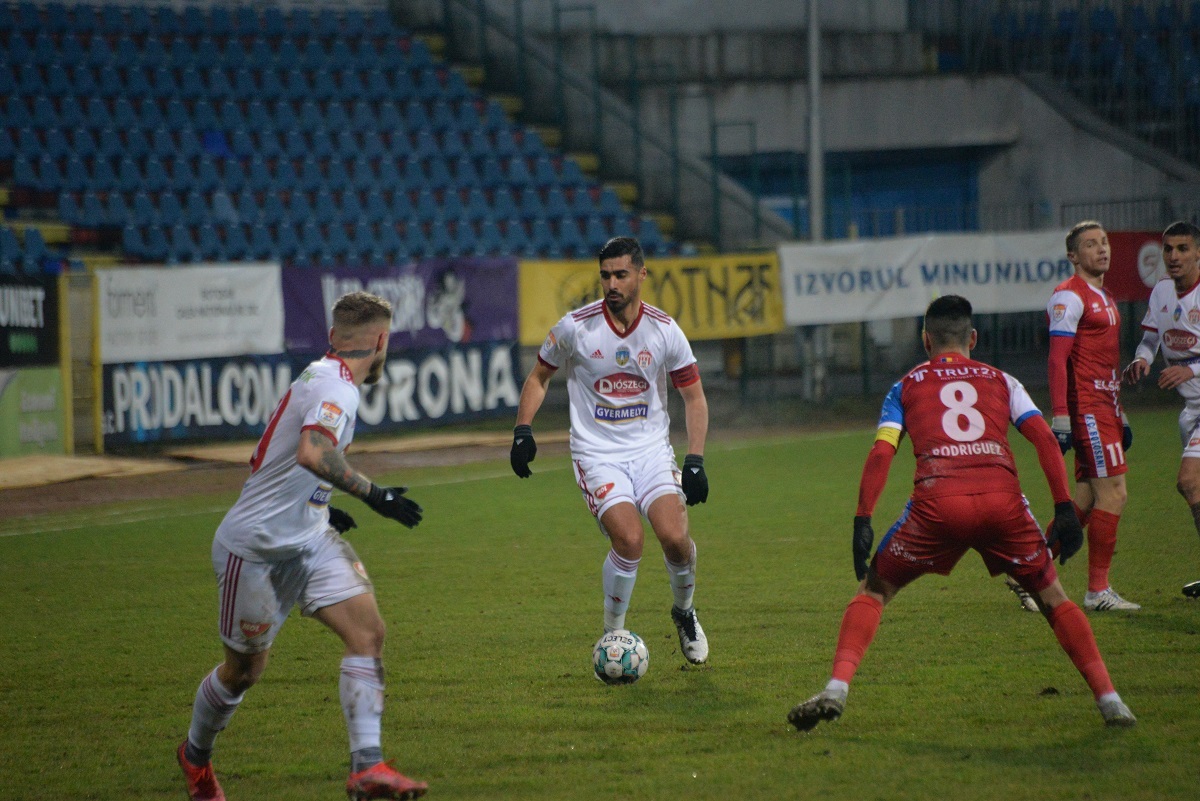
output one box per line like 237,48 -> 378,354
1097,697 -> 1137,728
1083,588 -> 1141,611
671,605 -> 708,664
1004,575 -> 1040,612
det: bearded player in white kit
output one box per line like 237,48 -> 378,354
511,236 -> 712,665
177,292 -> 429,801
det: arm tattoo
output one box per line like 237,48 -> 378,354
305,430 -> 373,497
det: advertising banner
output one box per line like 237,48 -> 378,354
780,231 -> 1073,325
1106,230 -> 1163,303
97,263 -> 284,364
0,274 -> 58,367
101,344 -> 521,447
518,253 -> 785,344
281,258 -> 519,353
0,367 -> 66,455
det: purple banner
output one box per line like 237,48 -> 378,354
282,258 -> 518,354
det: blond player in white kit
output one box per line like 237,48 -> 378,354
178,292 -> 428,801
1124,220 -> 1200,599
511,236 -> 712,665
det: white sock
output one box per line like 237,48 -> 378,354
188,666 -> 245,753
603,549 -> 640,632
825,679 -> 850,696
663,540 -> 697,611
1097,691 -> 1121,705
340,657 -> 385,753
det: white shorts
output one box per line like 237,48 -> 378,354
571,440 -> 683,521
1181,402 -> 1200,460
212,528 -> 373,654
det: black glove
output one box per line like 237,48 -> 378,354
853,515 -> 874,581
364,484 -> 423,528
1122,415 -> 1133,452
681,454 -> 708,506
327,506 -> 357,534
1050,415 -> 1073,455
1046,501 -> 1083,565
511,424 -> 536,478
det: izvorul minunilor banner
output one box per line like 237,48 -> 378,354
779,231 -> 1073,325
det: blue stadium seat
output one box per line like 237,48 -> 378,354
440,187 -> 465,221
143,156 -> 170,193
427,222 -> 454,256
310,130 -> 335,161
378,222 -> 404,259
583,216 -> 609,249
451,219 -> 477,256
55,193 -> 82,229
287,189 -> 314,221
183,190 -> 209,226
106,191 -> 132,226
427,156 -> 454,190
31,94 -> 58,128
378,101 -> 405,131
229,128 -> 256,158
44,128 -> 71,160
528,217 -> 556,256
363,189 -> 389,224
476,218 -> 502,255
391,188 -> 416,220
195,223 -> 220,260
58,94 -> 86,129
479,156 -> 504,188
62,155 -> 89,192
247,222 -> 274,260
141,223 -> 169,261
597,187 -> 624,218
81,191 -> 108,227
326,221 -> 351,259
90,155 -> 116,191
207,67 -> 233,101
557,217 -> 586,256
517,186 -> 545,219
412,188 -> 439,223
462,187 -> 491,222
428,99 -> 455,131
569,186 -> 597,217
255,128 -> 282,160
405,99 -> 431,130
298,158 -> 324,193
502,218 -> 530,255
156,190 -> 183,225
506,156 -> 534,188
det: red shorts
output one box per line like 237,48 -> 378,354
873,492 -> 1057,593
1071,412 -> 1128,480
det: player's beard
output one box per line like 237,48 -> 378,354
605,291 -> 631,315
364,352 -> 386,385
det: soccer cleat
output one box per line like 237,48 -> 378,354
788,687 -> 848,732
1183,580 -> 1200,598
671,605 -> 709,664
345,759 -> 428,801
1004,575 -> 1040,612
1083,588 -> 1141,611
177,741 -> 225,801
1097,697 -> 1137,728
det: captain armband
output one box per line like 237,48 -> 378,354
874,426 -> 902,449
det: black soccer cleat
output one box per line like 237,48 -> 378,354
1183,580 -> 1200,598
787,688 -> 847,732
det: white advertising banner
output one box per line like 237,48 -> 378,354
98,263 -> 284,363
780,231 -> 1073,325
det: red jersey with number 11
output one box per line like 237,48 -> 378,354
877,354 -> 1043,500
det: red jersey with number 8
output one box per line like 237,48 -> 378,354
877,354 -> 1043,500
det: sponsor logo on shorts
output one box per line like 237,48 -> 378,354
353,561 -> 369,580
1052,304 -> 1067,322
615,347 -> 630,366
1163,328 -> 1199,350
309,486 -> 332,506
594,482 -> 615,499
930,440 -> 1003,457
595,372 -> 649,397
594,403 -> 648,422
317,401 -> 344,428
637,348 -> 653,367
240,620 -> 271,639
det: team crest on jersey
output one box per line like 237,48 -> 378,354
1190,309 -> 1200,324
353,561 -> 369,580
1175,306 -> 1183,322
637,348 -> 652,367
317,401 -> 344,428
1051,304 -> 1066,322
239,620 -> 271,639
615,347 -> 630,366
545,331 -> 557,348
594,482 -> 615,500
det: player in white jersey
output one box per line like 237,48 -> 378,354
1124,221 -> 1200,599
510,236 -> 712,665
178,292 -> 429,801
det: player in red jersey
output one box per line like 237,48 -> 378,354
1041,221 -> 1138,612
787,295 -> 1135,731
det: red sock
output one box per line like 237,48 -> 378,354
1086,509 -> 1119,593
1048,601 -> 1115,699
831,595 -> 884,684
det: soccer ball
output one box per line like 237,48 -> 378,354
592,629 -> 649,684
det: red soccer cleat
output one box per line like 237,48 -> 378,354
176,741 -> 226,801
346,759 -> 429,800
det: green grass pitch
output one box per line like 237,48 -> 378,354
1,407 -> 1196,800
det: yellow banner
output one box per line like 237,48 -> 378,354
519,253 -> 785,344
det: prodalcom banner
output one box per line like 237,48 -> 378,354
519,254 -> 786,345
101,344 -> 521,446
779,231 -> 1073,325
97,263 -> 284,364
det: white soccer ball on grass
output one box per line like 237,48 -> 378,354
592,629 -> 649,684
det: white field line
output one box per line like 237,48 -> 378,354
0,430 -> 868,538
